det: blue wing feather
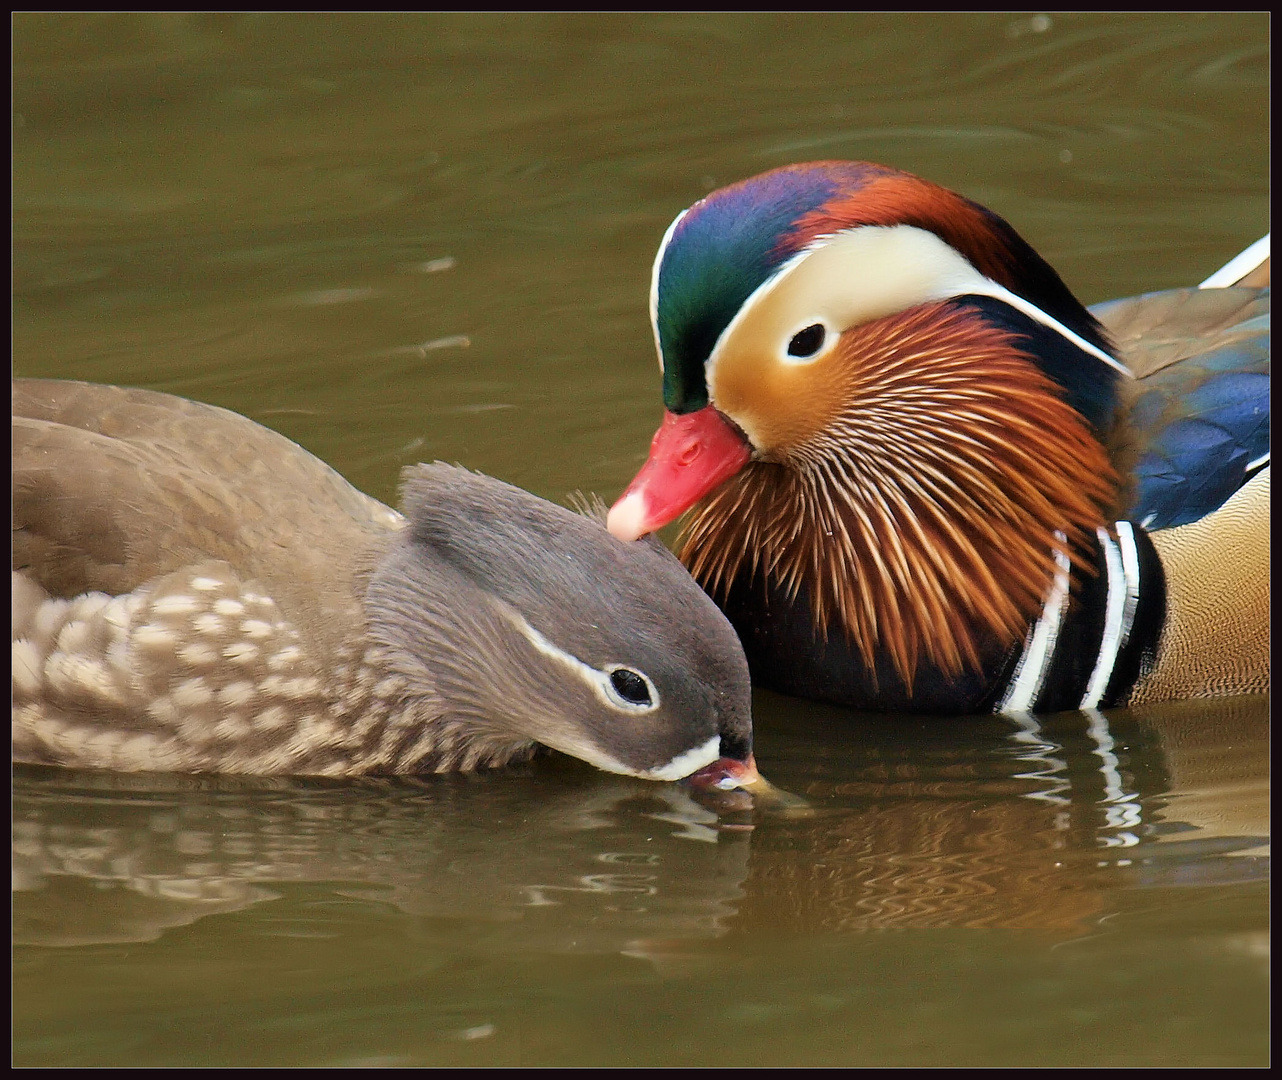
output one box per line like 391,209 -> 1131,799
1092,287 -> 1269,530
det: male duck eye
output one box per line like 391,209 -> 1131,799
787,323 -> 826,358
609,667 -> 652,706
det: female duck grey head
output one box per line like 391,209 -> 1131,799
11,379 -> 752,779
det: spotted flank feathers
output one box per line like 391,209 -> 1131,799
13,562 -> 477,776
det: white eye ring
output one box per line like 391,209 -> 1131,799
781,320 -> 832,365
602,665 -> 660,714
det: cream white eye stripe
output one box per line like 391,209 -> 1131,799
705,224 -> 1132,387
500,607 -> 660,714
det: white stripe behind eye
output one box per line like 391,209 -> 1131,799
1000,535 -> 1072,715
500,608 -> 660,715
741,226 -> 1133,376
962,281 -> 1132,377
497,606 -> 718,783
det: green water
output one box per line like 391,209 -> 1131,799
12,12 -> 1269,1067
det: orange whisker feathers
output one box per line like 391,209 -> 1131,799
679,303 -> 1117,690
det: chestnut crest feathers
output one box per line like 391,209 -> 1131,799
651,161 -> 1119,417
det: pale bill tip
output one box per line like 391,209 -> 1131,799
606,492 -> 650,542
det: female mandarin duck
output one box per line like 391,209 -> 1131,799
12,379 -> 757,780
607,161 -> 1268,715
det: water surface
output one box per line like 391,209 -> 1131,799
12,12 -> 1269,1067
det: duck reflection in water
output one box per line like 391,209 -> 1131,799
14,695 -> 1266,953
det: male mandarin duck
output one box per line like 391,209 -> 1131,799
12,379 -> 757,781
607,161 -> 1268,715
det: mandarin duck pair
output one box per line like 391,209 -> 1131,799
608,161 -> 1269,716
12,160 -> 1268,782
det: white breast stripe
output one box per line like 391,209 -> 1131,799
1080,528 -> 1127,709
999,535 -> 1072,715
1115,521 -> 1141,649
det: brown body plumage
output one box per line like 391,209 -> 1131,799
12,380 -> 754,778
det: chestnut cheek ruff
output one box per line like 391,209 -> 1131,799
679,301 -> 1117,690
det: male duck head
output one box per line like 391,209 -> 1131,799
608,161 -> 1268,712
609,161 -> 1127,687
12,379 -> 754,779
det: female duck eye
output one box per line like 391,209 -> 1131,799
787,323 -> 826,358
609,667 -> 652,706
